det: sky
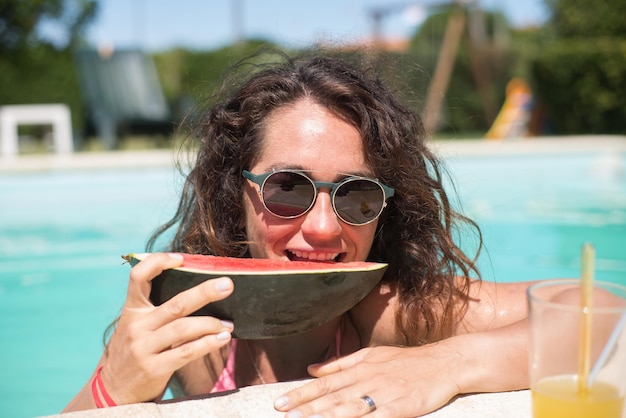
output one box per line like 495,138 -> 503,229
80,0 -> 549,52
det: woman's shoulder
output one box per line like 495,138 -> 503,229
349,278 -> 532,345
457,279 -> 532,334
466,279 -> 532,303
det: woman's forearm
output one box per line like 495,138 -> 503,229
448,318 -> 529,394
62,369 -> 99,412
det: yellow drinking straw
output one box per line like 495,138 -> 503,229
577,242 -> 594,395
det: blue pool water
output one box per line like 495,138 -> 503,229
1,149 -> 625,417
448,151 -> 626,284
0,167 -> 180,417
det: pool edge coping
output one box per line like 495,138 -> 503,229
42,380 -> 532,418
2,135 -> 625,173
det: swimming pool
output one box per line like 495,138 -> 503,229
444,145 -> 626,285
1,141 -> 625,417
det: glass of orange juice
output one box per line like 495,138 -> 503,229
528,279 -> 626,418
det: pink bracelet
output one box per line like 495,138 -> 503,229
91,366 -> 117,408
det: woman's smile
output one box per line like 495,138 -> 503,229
285,249 -> 343,262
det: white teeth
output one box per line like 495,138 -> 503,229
291,250 -> 339,261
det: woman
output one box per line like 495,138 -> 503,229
64,52 -> 530,417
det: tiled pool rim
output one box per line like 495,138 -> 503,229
9,135 -> 624,417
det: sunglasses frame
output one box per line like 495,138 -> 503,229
242,169 -> 395,226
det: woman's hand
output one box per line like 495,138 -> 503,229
89,253 -> 235,407
274,320 -> 528,417
273,345 -> 461,417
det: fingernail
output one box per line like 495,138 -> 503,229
216,331 -> 231,341
221,320 -> 234,329
274,395 -> 289,409
285,411 -> 301,418
168,253 -> 183,260
214,277 -> 232,291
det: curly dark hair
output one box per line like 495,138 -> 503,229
147,50 -> 482,346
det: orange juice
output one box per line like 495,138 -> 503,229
532,375 -> 624,418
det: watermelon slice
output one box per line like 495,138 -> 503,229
124,253 -> 387,339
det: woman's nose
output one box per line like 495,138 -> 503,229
301,191 -> 342,237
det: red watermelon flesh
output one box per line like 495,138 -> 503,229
129,253 -> 386,274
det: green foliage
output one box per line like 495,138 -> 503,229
0,0 -> 97,133
153,39 -> 290,118
545,0 -> 626,37
0,0 -> 98,51
530,0 -> 626,134
0,45 -> 84,125
532,38 -> 626,134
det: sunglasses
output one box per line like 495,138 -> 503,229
243,169 -> 395,226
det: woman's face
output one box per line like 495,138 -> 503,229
243,99 -> 378,263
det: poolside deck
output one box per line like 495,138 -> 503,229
44,380 -> 531,417
0,148 -> 177,172
2,135 -> 625,173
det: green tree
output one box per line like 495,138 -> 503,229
153,39 -> 287,116
544,0 -> 626,37
530,0 -> 626,134
0,0 -> 98,51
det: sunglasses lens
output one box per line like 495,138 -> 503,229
262,171 -> 315,217
334,180 -> 385,225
